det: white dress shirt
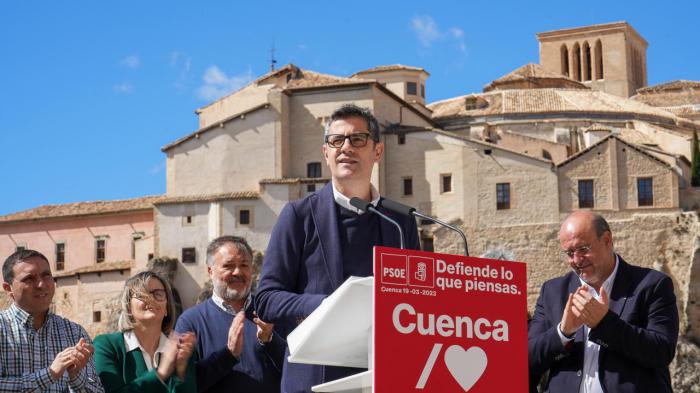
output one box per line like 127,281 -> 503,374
331,182 -> 380,214
558,255 -> 619,393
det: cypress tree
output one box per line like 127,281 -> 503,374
692,130 -> 700,187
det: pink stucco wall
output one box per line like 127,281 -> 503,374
0,211 -> 154,273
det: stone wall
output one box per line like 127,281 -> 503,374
433,210 -> 699,335
435,210 -> 700,391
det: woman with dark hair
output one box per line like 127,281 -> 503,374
94,271 -> 196,392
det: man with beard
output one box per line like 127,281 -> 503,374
175,236 -> 285,393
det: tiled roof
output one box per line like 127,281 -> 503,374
483,63 -> 587,92
286,69 -> 366,89
154,192 -> 259,205
0,196 -> 161,224
428,88 -> 685,123
583,123 -> 612,133
632,80 -> 700,111
351,64 -> 428,77
54,260 -> 133,279
429,129 -> 553,164
259,177 -> 330,184
636,80 -> 700,93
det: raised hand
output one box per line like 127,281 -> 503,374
571,285 -> 609,329
253,311 -> 274,344
175,332 -> 197,380
227,311 -> 245,358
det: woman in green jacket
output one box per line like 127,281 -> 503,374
94,271 -> 197,392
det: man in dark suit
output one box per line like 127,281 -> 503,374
528,211 -> 678,392
256,104 -> 420,393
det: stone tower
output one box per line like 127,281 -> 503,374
537,22 -> 648,98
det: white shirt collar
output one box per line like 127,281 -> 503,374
211,292 -> 242,315
123,330 -> 168,370
579,254 -> 620,297
331,182 -> 380,214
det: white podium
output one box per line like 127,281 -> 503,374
286,276 -> 375,393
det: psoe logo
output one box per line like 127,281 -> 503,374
381,254 -> 408,286
408,256 -> 435,288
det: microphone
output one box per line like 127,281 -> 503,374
349,197 -> 405,249
380,198 -> 469,256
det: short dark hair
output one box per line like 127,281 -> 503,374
3,249 -> 50,283
592,214 -> 611,238
324,104 -> 381,143
206,236 -> 253,267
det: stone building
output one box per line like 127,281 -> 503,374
0,196 -> 158,336
1,22 -> 700,366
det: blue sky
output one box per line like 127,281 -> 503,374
1,0 -> 698,215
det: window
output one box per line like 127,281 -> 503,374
561,44 -> 569,77
182,247 -> 196,264
441,174 -> 452,193
638,177 -> 653,206
93,311 -> 101,323
398,134 -> 406,145
578,179 -> 594,208
182,215 -> 194,226
96,239 -> 106,263
420,84 -> 425,98
56,243 -> 65,271
595,40 -> 603,80
496,183 -> 511,210
403,177 -> 413,196
406,82 -> 417,95
307,184 -> 316,193
131,232 -> 144,260
307,162 -> 322,178
239,209 -> 250,225
15,245 -> 26,252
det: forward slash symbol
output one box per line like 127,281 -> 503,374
415,343 -> 443,389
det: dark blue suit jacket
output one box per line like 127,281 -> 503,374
528,257 -> 678,393
256,182 -> 420,393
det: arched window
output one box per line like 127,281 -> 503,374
583,42 -> 592,81
572,42 -> 581,81
560,44 -> 569,76
595,40 -> 603,80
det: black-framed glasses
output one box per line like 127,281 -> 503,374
325,133 -> 373,148
560,245 -> 592,260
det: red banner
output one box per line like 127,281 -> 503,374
373,246 -> 527,392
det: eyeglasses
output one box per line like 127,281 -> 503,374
134,289 -> 167,302
560,245 -> 592,260
325,133 -> 373,148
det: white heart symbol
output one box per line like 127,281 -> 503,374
443,345 -> 488,392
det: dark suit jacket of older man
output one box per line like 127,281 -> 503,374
256,182 -> 420,393
528,256 -> 679,393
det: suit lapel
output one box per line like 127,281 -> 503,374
607,256 -> 631,320
310,183 -> 343,290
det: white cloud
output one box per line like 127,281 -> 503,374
411,15 -> 441,47
410,16 -> 467,53
149,161 -> 166,175
120,55 -> 141,69
171,51 -> 192,89
450,27 -> 467,53
113,83 -> 134,94
197,65 -> 253,101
